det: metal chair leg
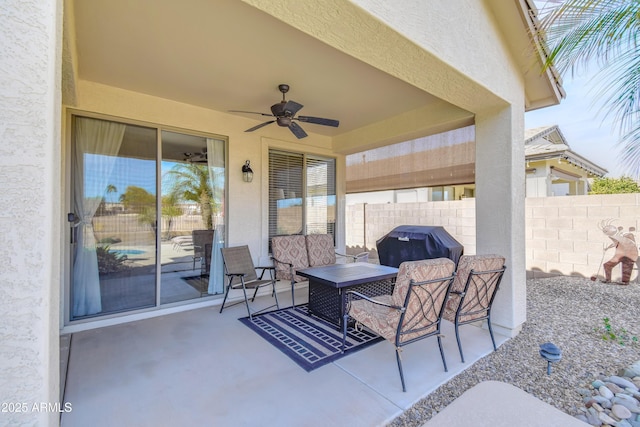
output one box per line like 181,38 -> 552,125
239,279 -> 253,320
219,282 -> 232,314
437,335 -> 448,372
454,321 -> 465,363
396,348 -> 406,392
487,316 -> 497,351
272,281 -> 280,310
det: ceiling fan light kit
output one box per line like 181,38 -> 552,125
230,84 -> 339,139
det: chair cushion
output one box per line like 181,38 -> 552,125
271,235 -> 309,282
349,258 -> 454,345
443,293 -> 462,323
443,254 -> 505,323
349,295 -> 400,342
392,258 -> 455,308
396,259 -> 455,343
306,234 -> 337,267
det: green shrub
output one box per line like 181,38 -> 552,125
96,245 -> 130,274
596,317 -> 639,346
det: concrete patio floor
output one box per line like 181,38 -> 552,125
60,284 -> 507,427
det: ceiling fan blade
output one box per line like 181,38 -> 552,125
289,122 -> 308,139
297,116 -> 340,127
229,110 -> 275,117
283,100 -> 303,116
246,120 -> 276,132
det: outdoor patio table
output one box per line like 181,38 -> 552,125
297,263 -> 398,328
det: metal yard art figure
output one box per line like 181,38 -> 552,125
593,220 -> 638,285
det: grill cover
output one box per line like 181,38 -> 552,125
376,225 -> 464,268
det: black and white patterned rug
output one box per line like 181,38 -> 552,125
239,305 -> 383,371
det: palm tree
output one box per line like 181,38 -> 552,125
96,184 -> 118,216
161,193 -> 183,239
537,0 -> 640,174
164,163 -> 220,230
105,184 -> 118,199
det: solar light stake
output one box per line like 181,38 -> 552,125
539,342 -> 562,375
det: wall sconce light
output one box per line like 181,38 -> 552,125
242,160 -> 254,182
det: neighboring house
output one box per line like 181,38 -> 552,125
525,125 -> 608,197
1,1 -> 564,423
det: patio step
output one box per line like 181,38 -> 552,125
423,381 -> 589,427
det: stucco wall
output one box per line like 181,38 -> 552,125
526,159 -> 592,197
346,193 -> 640,283
348,0 -> 525,111
0,0 -> 62,425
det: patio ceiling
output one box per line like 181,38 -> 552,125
65,0 -> 563,152
67,0 -> 446,140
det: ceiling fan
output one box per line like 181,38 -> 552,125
230,84 -> 339,139
183,149 -> 207,163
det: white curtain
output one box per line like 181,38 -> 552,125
73,117 -> 126,317
208,225 -> 225,294
206,138 -> 225,294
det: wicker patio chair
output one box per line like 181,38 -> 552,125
442,254 -> 506,363
219,245 -> 279,320
341,258 -> 455,392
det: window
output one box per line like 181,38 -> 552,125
268,149 -> 336,244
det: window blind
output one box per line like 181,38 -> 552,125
306,155 -> 336,237
268,150 -> 336,243
269,150 -> 303,238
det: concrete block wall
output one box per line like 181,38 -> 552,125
526,194 -> 640,281
346,199 -> 477,259
346,194 -> 640,282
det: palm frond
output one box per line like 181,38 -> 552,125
537,0 -> 640,175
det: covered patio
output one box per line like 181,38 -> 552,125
2,1 -> 565,425
54,0 -> 563,334
60,285 -> 506,426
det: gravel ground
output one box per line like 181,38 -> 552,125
388,276 -> 640,426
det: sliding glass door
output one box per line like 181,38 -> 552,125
69,115 -> 226,321
70,117 -> 157,318
160,131 -> 225,304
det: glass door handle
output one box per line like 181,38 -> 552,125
68,213 -> 79,243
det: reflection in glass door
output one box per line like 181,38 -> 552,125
160,131 -> 225,304
70,117 -> 158,319
70,115 -> 227,321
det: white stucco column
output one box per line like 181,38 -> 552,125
475,106 -> 526,337
545,164 -> 554,196
0,0 -> 62,425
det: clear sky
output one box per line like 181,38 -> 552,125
525,70 -> 625,178
526,0 -> 626,178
